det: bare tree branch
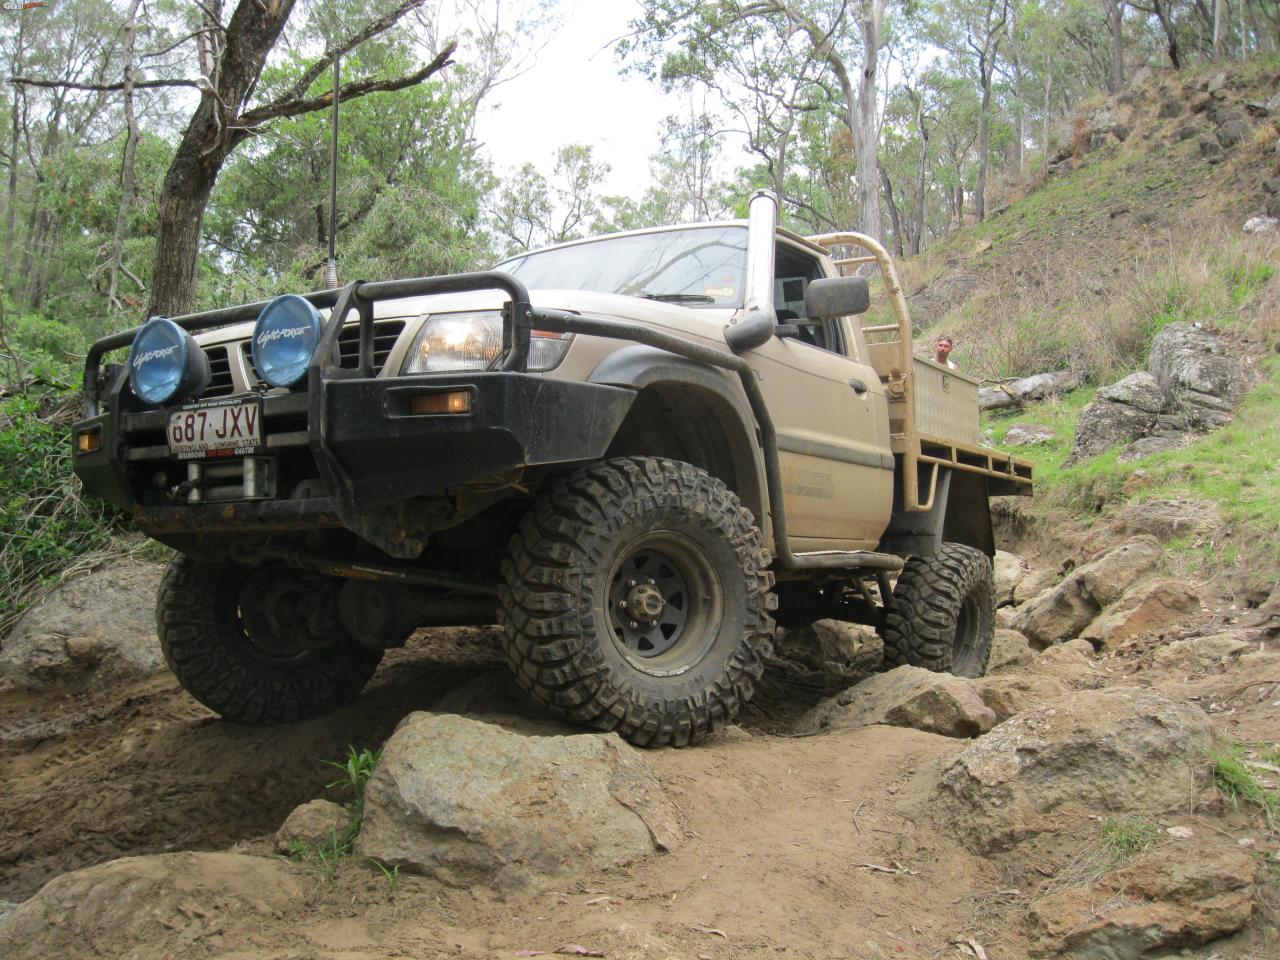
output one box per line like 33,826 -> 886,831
268,0 -> 431,110
236,42 -> 456,127
9,75 -> 203,92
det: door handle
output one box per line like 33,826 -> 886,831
849,378 -> 868,395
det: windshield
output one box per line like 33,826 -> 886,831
498,226 -> 748,309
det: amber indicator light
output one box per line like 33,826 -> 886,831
76,428 -> 102,454
410,391 -> 472,416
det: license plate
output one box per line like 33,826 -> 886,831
167,397 -> 263,459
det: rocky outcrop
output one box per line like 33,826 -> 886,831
274,799 -> 350,854
1152,631 -> 1253,668
804,666 -> 997,738
1105,498 -> 1220,543
988,629 -> 1033,672
1066,395 -> 1156,463
936,688 -> 1213,854
973,674 -> 1069,722
1149,323 -> 1254,429
1011,537 -> 1161,647
992,551 -> 1028,606
1031,846 -> 1257,956
0,853 -> 299,960
1080,579 -> 1202,650
1013,567 -> 1057,606
1002,423 -> 1057,446
0,562 -> 165,691
1066,324 -> 1253,464
355,713 -> 678,890
907,272 -> 980,327
763,619 -> 881,694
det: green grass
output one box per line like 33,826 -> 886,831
1102,817 -> 1161,862
1211,742 -> 1280,829
287,747 -> 386,886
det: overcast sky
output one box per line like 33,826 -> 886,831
471,0 -> 682,197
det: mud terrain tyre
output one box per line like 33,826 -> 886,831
157,554 -> 383,724
498,457 -> 775,747
880,543 -> 994,678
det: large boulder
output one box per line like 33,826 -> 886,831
1080,579 -> 1202,650
1148,322 -> 1253,430
804,665 -> 996,738
355,713 -> 678,890
1105,498 -> 1220,543
1013,567 -> 1057,606
1098,371 -> 1164,413
973,674 -> 1070,723
992,551 -> 1027,606
0,562 -> 165,691
1152,631 -> 1253,668
1031,846 -> 1257,956
1064,395 -> 1155,464
1011,537 -> 1161,647
1002,423 -> 1057,447
0,853 -> 299,960
763,619 -> 881,694
936,688 -> 1213,853
988,629 -> 1034,672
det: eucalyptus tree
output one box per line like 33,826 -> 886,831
623,0 -> 892,241
491,144 -> 611,256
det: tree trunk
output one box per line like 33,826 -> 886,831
911,99 -> 929,256
1244,0 -> 1273,50
3,15 -> 27,290
1106,0 -> 1125,92
107,0 -> 143,310
854,1 -> 885,242
1153,0 -> 1182,67
1213,0 -> 1224,59
1008,12 -> 1025,178
147,0 -> 299,317
1042,57 -> 1053,177
879,167 -> 904,257
976,70 -> 993,222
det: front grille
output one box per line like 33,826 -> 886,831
201,346 -> 236,398
241,319 -> 406,387
337,320 -> 406,371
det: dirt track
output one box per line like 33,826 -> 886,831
2,616 -> 1279,959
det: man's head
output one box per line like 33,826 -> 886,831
934,335 -> 953,360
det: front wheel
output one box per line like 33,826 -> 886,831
497,457 -> 775,747
157,554 -> 383,724
880,543 -> 994,678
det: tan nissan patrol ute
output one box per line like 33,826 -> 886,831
71,191 -> 1032,747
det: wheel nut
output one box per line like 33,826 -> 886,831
647,578 -> 655,585
627,579 -> 636,588
628,621 -> 638,628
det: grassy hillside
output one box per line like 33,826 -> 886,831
899,57 -> 1280,590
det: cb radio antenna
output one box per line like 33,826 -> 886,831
324,52 -> 340,289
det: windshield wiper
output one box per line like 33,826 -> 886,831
638,292 -> 716,303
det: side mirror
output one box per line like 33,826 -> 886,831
804,276 -> 870,319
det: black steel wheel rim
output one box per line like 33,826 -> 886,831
605,531 -> 722,676
952,594 -> 980,676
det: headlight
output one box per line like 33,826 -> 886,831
251,294 -> 322,388
128,317 -> 209,406
401,311 -> 573,374
402,311 -> 503,373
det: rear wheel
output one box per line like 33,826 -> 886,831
880,543 -> 994,678
157,554 -> 383,723
498,456 -> 775,747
